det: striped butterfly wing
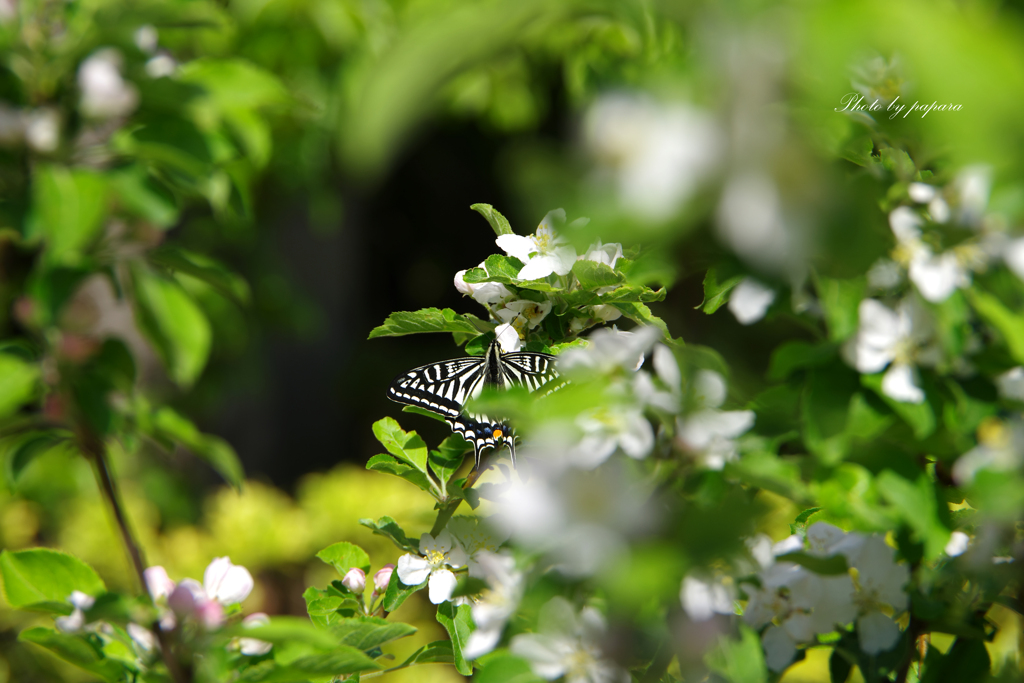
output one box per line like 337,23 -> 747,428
386,357 -> 487,420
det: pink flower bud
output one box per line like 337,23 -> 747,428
373,564 -> 395,593
167,583 -> 198,617
144,566 -> 176,602
342,568 -> 366,593
196,599 -> 224,629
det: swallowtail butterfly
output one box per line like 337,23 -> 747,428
386,339 -> 559,468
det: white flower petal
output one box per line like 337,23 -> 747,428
928,197 -> 950,223
858,612 -> 901,655
694,369 -> 727,409
55,609 -> 85,633
495,323 -> 522,353
762,624 -> 797,673
888,206 -> 923,244
907,183 -> 936,203
680,576 -> 734,621
996,367 -> 1024,402
882,363 -> 925,404
463,625 -> 503,660
145,566 -> 176,601
68,590 -> 96,611
204,558 -> 254,606
496,234 -> 537,262
945,531 -> 970,557
728,278 -> 776,325
396,554 -> 431,586
1006,238 -> 1024,282
518,255 -> 561,280
652,344 -> 681,391
805,522 -> 846,557
909,251 -> 966,302
428,569 -> 458,604
510,634 -> 569,680
618,413 -> 654,459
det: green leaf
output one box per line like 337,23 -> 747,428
775,551 -> 849,575
919,638 -> 990,683
371,418 -> 429,473
462,254 -> 524,285
704,625 -> 767,683
19,627 -> 126,682
0,549 -> 105,611
4,431 -> 71,483
401,405 -> 449,423
610,302 -> 672,340
968,290 -> 1024,363
699,269 -> 744,314
571,260 -> 624,290
237,648 -> 382,681
147,406 -> 244,489
436,601 -> 473,675
366,454 -> 435,495
149,246 -> 251,305
368,308 -> 486,339
0,354 -> 39,418
131,266 -> 212,387
473,652 -> 543,683
396,640 -> 455,667
471,203 -> 514,236
829,646 -> 854,683
429,435 -> 468,486
876,470 -> 950,561
331,616 -> 416,651
382,564 -> 425,613
861,373 -> 936,439
316,542 -> 371,578
841,134 -> 875,167
225,616 -> 340,650
358,516 -> 419,553
816,276 -> 866,342
303,587 -> 361,627
179,58 -> 290,110
767,342 -> 837,381
31,166 -> 109,264
597,284 -> 666,304
110,165 -> 178,229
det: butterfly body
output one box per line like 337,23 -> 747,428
386,340 -> 558,468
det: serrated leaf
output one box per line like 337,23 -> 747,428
436,601 -> 473,675
571,260 -> 623,290
19,627 -> 126,682
471,203 -> 514,236
358,516 -> 419,553
316,542 -> 371,578
382,565 -> 425,613
0,549 -> 105,611
303,587 -> 360,628
366,454 -> 435,494
699,269 -> 744,314
368,308 -> 485,339
225,616 -> 339,650
462,254 -> 525,285
371,418 -> 429,473
331,616 -> 416,651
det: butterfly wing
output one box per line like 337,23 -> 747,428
386,357 -> 486,420
501,351 -> 562,393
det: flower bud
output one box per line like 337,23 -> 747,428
342,567 -> 366,593
374,564 -> 395,593
167,582 -> 198,617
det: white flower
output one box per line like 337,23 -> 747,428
945,531 -> 970,557
342,568 -> 366,593
495,299 -> 552,331
579,240 -> 623,269
455,263 -> 514,305
145,55 -> 177,79
396,531 -> 467,604
145,566 -> 176,602
834,535 -> 909,655
680,575 -> 735,621
134,25 -> 159,53
955,165 -> 991,226
996,367 -> 1024,401
78,49 -> 139,119
238,613 -> 273,656
569,405 -> 654,467
448,517 -> 510,579
495,210 -> 578,280
843,298 -> 938,404
728,278 -> 775,325
867,259 -> 903,291
889,206 -> 969,303
908,183 -> 937,203
717,172 -> 796,273
510,597 -> 629,683
675,370 -> 754,469
494,323 -> 521,353
55,591 -> 96,633
204,557 -> 255,606
558,325 -> 660,376
584,93 -> 720,221
463,552 -> 524,660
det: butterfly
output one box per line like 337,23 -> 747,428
386,339 -> 559,468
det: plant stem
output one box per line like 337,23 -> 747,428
429,460 -> 487,537
78,429 -> 192,683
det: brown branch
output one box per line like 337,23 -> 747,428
78,429 -> 191,683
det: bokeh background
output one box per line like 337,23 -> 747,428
3,0 -> 1024,680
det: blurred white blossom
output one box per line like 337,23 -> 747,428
584,93 -> 720,221
496,210 -> 577,280
889,206 -> 969,303
78,49 -> 139,119
953,418 -> 1024,485
675,370 -> 754,469
558,325 -> 659,376
462,551 -> 524,660
996,367 -> 1024,401
728,277 -> 775,325
145,55 -> 178,79
510,597 -> 629,683
397,531 -> 467,604
945,531 -> 970,557
1006,238 -> 1024,282
580,240 -> 623,268
717,172 -> 797,273
843,298 -> 938,404
680,575 -> 735,621
448,516 -> 509,579
24,108 -> 59,152
55,591 -> 96,633
238,613 -> 273,656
